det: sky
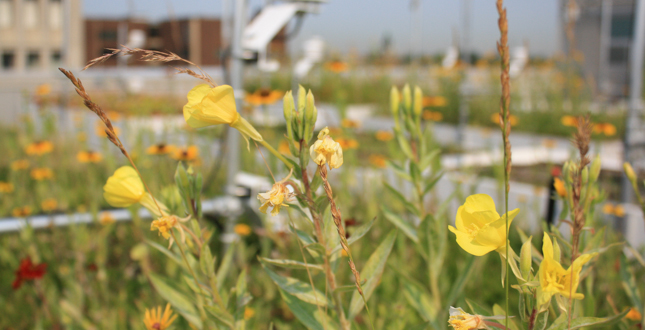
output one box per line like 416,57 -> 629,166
84,0 -> 562,57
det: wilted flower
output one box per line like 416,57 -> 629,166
448,194 -> 519,256
77,150 -> 103,163
12,257 -> 47,290
171,146 -> 198,161
150,214 -> 191,248
375,130 -> 394,141
31,167 -> 54,180
553,177 -> 567,197
537,234 -> 596,308
103,166 -> 165,216
11,159 -> 30,170
235,224 -> 252,236
41,198 -> 58,212
310,127 -> 343,169
183,84 -> 262,145
0,182 -> 14,193
245,88 -> 283,106
25,141 -> 53,156
146,143 -> 175,155
12,206 -> 31,217
448,306 -> 505,330
369,154 -> 387,168
258,172 -> 296,216
143,303 -> 178,330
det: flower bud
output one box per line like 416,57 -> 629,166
402,84 -> 412,114
413,86 -> 423,118
390,86 -> 401,129
624,162 -> 638,186
590,155 -> 601,182
283,91 -> 295,140
520,236 -> 533,280
303,90 -> 317,142
581,167 -> 589,185
296,85 -> 306,139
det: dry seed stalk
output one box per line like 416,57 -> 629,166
570,115 -> 592,260
496,0 -> 512,191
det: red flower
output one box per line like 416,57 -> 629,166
12,257 -> 47,289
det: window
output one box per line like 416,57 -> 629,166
51,50 -> 61,65
50,0 -> 62,29
2,51 -> 15,69
0,0 -> 12,29
149,26 -> 160,37
24,0 -> 38,29
611,14 -> 633,38
609,46 -> 629,64
27,51 -> 40,68
99,30 -> 117,41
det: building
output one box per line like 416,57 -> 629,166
0,0 -> 84,71
84,17 -> 287,68
563,0 -> 636,98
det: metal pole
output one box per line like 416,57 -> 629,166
599,0 -> 613,96
621,0 -> 645,231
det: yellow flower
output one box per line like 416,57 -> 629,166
103,166 -> 165,216
422,96 -> 447,107
183,84 -> 263,145
95,123 -> 121,137
423,110 -> 443,121
31,168 -> 54,180
448,194 -> 519,256
258,172 -> 296,216
146,143 -> 175,155
603,203 -> 625,217
537,234 -> 596,307
34,83 -> 51,96
11,159 -> 30,170
143,303 -> 178,330
614,204 -> 625,217
0,182 -> 14,193
99,212 -> 116,225
336,138 -> 359,150
245,88 -> 283,106
625,307 -> 642,321
341,119 -> 360,128
447,307 -> 486,330
77,150 -> 103,163
234,224 -> 252,236
310,127 -> 343,169
375,130 -> 394,141
554,177 -> 567,197
593,123 -> 616,136
12,206 -> 31,217
106,111 -> 123,121
542,139 -> 557,149
244,307 -> 255,320
325,61 -> 348,73
561,115 -> 578,127
369,154 -> 387,168
171,146 -> 199,161
150,214 -> 190,247
41,198 -> 58,212
25,141 -> 53,156
278,140 -> 292,155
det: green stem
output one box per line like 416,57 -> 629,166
258,139 -> 293,169
171,231 -> 208,320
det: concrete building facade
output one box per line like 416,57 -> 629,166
0,0 -> 84,71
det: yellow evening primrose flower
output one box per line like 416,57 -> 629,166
448,194 -> 519,256
310,127 -> 344,169
150,214 -> 191,248
258,171 -> 296,216
536,234 -> 597,308
143,303 -> 178,330
103,166 -> 166,216
183,84 -> 263,146
448,306 -> 505,330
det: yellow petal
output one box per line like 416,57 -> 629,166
103,166 -> 145,207
463,194 -> 498,214
474,208 -> 518,248
542,234 -> 554,261
184,85 -> 238,128
449,225 -> 497,256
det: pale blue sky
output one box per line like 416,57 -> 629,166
84,0 -> 561,57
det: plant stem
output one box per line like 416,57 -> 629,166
258,139 -> 293,169
171,231 -> 208,319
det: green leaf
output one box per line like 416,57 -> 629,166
492,304 -> 519,330
396,132 -> 415,160
259,257 -> 324,271
419,149 -> 440,170
545,309 -> 629,330
145,239 -> 183,266
200,243 -> 215,278
314,195 -> 330,213
261,262 -> 330,306
386,160 -> 412,181
309,168 -> 323,192
216,242 -> 236,290
533,311 -> 549,330
205,305 -> 234,328
423,173 -> 443,195
402,280 -> 436,321
446,255 -> 477,306
409,161 -> 422,184
348,230 -> 397,319
383,181 -> 419,214
381,206 -> 418,243
330,217 -> 376,255
292,225 -> 321,259
278,288 -> 336,330
149,273 -> 202,328
466,298 -> 491,316
235,269 -> 250,330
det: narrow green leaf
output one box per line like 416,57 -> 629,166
383,181 -> 419,214
402,281 -> 436,321
348,230 -> 397,318
216,242 -> 236,290
146,239 -> 182,265
466,298 -> 492,316
409,162 -> 422,184
446,255 -> 477,306
259,257 -> 324,271
205,305 -> 234,328
235,269 -> 250,330
545,309 -> 629,330
419,149 -> 440,170
261,262 -> 330,306
386,160 -> 413,181
330,217 -> 377,255
278,288 -> 336,330
423,173 -> 443,195
381,206 -> 418,243
149,273 -> 202,328
200,243 -> 215,277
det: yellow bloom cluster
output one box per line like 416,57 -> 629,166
310,127 -> 343,170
